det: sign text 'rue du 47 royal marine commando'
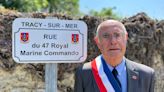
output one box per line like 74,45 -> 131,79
12,18 -> 87,63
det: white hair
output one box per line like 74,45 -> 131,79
96,20 -> 127,38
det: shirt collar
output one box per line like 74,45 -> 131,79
104,56 -> 126,76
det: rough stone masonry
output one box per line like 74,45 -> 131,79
0,9 -> 163,92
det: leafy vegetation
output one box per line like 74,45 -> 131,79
89,7 -> 122,19
0,0 -> 120,18
0,0 -> 48,12
0,0 -> 79,15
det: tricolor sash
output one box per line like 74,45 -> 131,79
101,56 -> 122,92
91,56 -> 115,92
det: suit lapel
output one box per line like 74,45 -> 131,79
93,78 -> 100,92
126,59 -> 139,92
90,62 -> 100,92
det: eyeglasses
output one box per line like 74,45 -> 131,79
102,32 -> 124,40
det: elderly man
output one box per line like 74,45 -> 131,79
74,20 -> 155,92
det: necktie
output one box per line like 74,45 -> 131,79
112,68 -> 121,88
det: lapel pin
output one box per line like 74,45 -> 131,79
132,75 -> 137,80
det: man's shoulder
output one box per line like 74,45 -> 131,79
75,62 -> 93,78
126,58 -> 154,74
77,62 -> 92,72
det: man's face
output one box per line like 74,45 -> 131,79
95,24 -> 127,59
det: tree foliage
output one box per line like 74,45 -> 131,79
0,0 -> 79,15
0,0 -> 48,12
48,0 -> 79,15
89,7 -> 121,19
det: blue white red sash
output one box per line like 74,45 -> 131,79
91,56 -> 115,92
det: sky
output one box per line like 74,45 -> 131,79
79,0 -> 164,20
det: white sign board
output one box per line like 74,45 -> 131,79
12,18 -> 87,63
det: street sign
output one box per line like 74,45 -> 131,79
12,18 -> 87,63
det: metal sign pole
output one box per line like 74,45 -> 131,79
45,63 -> 57,92
45,17 -> 58,92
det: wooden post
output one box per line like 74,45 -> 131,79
45,63 -> 58,92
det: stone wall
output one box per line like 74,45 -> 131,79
0,9 -> 163,92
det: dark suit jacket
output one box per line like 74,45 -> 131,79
74,58 -> 155,92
